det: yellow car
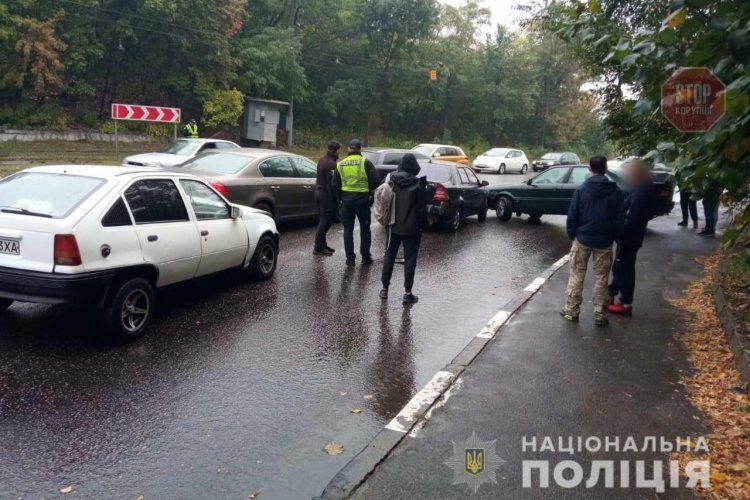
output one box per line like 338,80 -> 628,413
412,143 -> 469,165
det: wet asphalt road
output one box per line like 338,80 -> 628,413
0,172 -> 573,499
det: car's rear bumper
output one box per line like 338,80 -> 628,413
426,202 -> 452,224
0,266 -> 115,305
532,164 -> 549,171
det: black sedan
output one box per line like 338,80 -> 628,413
417,160 -> 489,231
363,148 -> 429,183
486,165 -> 675,223
531,151 -> 580,172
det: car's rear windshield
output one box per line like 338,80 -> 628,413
0,172 -> 105,218
419,163 -> 453,183
161,140 -> 201,155
181,152 -> 254,175
484,148 -> 509,157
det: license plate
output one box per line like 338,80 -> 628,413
0,238 -> 20,255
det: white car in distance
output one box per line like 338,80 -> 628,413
0,165 -> 279,341
122,138 -> 240,168
472,148 -> 529,174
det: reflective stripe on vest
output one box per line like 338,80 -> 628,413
186,123 -> 198,138
337,154 -> 369,193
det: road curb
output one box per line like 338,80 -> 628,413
317,253 -> 571,499
713,255 -> 750,393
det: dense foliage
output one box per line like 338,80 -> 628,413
552,0 -> 749,257
0,0 -> 606,156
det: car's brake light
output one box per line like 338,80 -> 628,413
210,181 -> 230,197
432,184 -> 450,203
54,234 -> 82,266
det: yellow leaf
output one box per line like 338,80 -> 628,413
136,497 -> 144,500
665,10 -> 685,29
324,442 -> 344,455
248,490 -> 260,499
350,407 -> 362,414
729,463 -> 749,472
711,470 -> 727,483
59,486 -> 73,494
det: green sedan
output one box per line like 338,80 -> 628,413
485,165 -> 675,223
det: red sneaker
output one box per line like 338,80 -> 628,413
608,303 -> 632,316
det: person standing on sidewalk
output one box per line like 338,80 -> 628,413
608,158 -> 653,316
699,180 -> 722,236
380,154 -> 427,304
561,155 -> 625,326
313,141 -> 340,256
333,139 -> 379,266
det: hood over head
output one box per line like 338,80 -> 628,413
391,153 -> 421,187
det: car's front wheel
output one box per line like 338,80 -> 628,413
477,204 -> 488,222
521,164 -> 528,174
495,196 -> 513,221
104,277 -> 154,343
498,164 -> 506,174
245,235 -> 278,281
0,298 -> 13,311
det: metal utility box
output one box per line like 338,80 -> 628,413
241,97 -> 292,147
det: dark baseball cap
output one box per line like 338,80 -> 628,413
348,138 -> 363,149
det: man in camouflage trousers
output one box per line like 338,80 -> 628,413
561,156 -> 625,326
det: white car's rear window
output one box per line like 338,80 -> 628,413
0,172 -> 105,219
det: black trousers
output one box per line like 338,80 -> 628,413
679,191 -> 698,222
608,243 -> 639,305
703,199 -> 719,233
382,232 -> 421,292
341,196 -> 371,260
314,189 -> 336,250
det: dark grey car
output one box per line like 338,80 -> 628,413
362,148 -> 429,183
176,149 -> 319,222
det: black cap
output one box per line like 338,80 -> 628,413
327,140 -> 341,152
348,138 -> 363,149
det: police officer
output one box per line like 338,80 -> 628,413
333,139 -> 379,266
183,119 -> 199,138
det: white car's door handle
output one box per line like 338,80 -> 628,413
147,235 -> 158,242
270,185 -> 280,190
200,230 -> 209,236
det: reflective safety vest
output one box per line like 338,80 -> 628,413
337,154 -> 369,193
185,123 -> 199,138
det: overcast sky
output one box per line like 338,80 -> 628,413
439,0 -> 533,31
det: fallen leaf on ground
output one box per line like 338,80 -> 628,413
729,462 -> 749,472
711,470 -> 727,483
256,459 -> 263,464
136,496 -> 144,500
339,391 -> 347,396
324,442 -> 344,455
350,407 -> 362,414
59,486 -> 73,494
363,394 -> 374,400
248,491 -> 260,499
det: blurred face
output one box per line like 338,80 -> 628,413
625,161 -> 651,185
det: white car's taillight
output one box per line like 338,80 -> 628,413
54,234 -> 82,266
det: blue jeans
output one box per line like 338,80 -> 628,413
702,199 -> 719,233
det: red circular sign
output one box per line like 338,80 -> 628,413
661,67 -> 726,132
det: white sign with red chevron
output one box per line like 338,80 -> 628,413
111,103 -> 181,123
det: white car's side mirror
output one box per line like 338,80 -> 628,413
231,205 -> 241,219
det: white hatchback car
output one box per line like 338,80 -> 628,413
0,165 -> 279,341
472,148 -> 529,174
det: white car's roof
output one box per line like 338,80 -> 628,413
23,164 -> 182,179
175,138 -> 236,144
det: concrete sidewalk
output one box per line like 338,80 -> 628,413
337,213 -> 720,499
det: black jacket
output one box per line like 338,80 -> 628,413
332,153 -> 379,201
620,185 -> 652,248
315,150 -> 338,197
567,174 -> 625,249
390,154 -> 428,236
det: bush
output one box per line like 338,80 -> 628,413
0,102 -> 71,130
202,89 -> 244,129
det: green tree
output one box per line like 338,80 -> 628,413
202,89 -> 244,129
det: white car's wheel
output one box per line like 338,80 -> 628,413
521,164 -> 528,174
498,164 -> 506,174
104,277 -> 154,343
246,235 -> 278,281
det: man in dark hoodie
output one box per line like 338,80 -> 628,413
380,154 -> 428,304
608,158 -> 653,316
562,155 -> 625,326
313,141 -> 340,256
